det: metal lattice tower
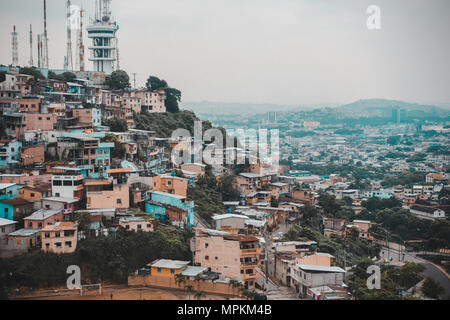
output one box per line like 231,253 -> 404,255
11,26 -> 18,66
65,0 -> 74,70
43,0 -> 49,68
76,7 -> 86,71
29,24 -> 34,66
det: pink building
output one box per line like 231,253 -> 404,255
119,216 -> 157,232
41,221 -> 78,254
23,209 -> 63,230
0,174 -> 53,187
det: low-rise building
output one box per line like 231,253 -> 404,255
119,216 -> 157,232
41,221 -> 78,254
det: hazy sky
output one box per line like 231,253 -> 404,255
1,0 -> 449,106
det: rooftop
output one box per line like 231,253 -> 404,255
0,217 -> 17,226
149,259 -> 190,269
0,198 -> 32,206
41,221 -> 77,231
42,197 -> 79,204
297,264 -> 345,273
8,228 -> 41,237
24,209 -> 62,221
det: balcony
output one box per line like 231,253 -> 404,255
242,272 -> 259,280
240,248 -> 261,256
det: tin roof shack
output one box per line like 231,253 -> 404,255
7,228 -> 41,253
41,221 -> 78,254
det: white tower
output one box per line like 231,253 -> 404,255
11,26 -> 18,66
87,0 -> 119,75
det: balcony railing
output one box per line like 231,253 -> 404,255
240,248 -> 261,256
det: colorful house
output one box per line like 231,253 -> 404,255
145,191 -> 194,228
0,183 -> 24,200
0,198 -> 34,220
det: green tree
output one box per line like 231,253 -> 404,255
422,277 -> 444,299
104,118 -> 128,132
185,284 -> 193,300
19,67 -> 45,80
165,87 -> 181,113
101,133 -> 126,159
106,70 -> 131,90
146,76 -> 168,90
194,291 -> 206,300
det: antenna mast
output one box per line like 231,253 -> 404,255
65,0 -> 74,71
43,0 -> 49,68
29,24 -> 34,66
11,26 -> 19,66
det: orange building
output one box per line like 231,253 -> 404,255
152,174 -> 188,197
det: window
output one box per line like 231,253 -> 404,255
30,193 -> 35,197
137,224 -> 142,229
65,241 -> 72,247
205,243 -> 209,248
38,222 -> 42,228
205,255 -> 209,260
1,227 -> 5,233
147,224 -> 151,228
63,180 -> 73,186
117,199 -> 122,204
45,232 -> 50,238
126,225 -> 130,230
55,242 -> 62,248
28,222 -> 32,228
55,232 -> 60,238
170,269 -> 175,275
53,180 -> 62,186
156,267 -> 162,273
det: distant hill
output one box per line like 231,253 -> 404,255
338,99 -> 445,117
181,101 -> 322,115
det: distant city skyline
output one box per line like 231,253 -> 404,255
1,0 -> 449,107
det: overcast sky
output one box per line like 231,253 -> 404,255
1,0 -> 449,106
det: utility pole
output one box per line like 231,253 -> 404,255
65,0 -> 74,71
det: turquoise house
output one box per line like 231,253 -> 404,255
145,191 -> 195,228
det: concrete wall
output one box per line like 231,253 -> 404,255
128,275 -> 239,297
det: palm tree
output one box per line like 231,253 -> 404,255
229,280 -> 241,298
194,291 -> 206,300
185,285 -> 193,300
175,274 -> 186,287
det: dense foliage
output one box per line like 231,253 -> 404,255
105,70 -> 131,90
0,226 -> 192,296
134,110 -> 213,137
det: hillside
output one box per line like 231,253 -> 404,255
338,99 -> 445,117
